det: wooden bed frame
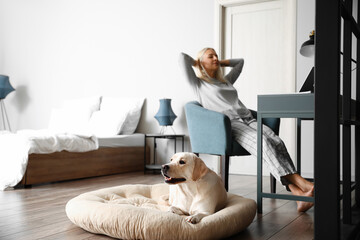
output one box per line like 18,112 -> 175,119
17,146 -> 149,187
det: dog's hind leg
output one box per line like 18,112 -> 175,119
158,194 -> 170,206
169,206 -> 187,216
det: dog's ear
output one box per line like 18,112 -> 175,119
192,155 -> 209,181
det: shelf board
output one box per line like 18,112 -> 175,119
145,164 -> 162,170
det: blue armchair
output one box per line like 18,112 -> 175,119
185,101 -> 279,191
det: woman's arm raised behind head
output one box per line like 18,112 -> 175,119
179,52 -> 201,88
224,58 -> 244,84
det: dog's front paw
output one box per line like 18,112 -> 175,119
185,215 -> 200,224
185,213 -> 208,224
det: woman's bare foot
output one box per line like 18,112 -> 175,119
296,186 -> 314,212
284,173 -> 314,193
288,184 -> 314,212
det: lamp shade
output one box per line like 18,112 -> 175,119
300,30 -> 315,57
154,99 -> 177,126
0,75 -> 15,99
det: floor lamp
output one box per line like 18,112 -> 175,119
0,75 -> 15,131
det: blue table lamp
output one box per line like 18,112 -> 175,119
0,75 -> 15,131
154,98 -> 177,134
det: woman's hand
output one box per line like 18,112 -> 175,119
193,59 -> 201,68
219,59 -> 230,67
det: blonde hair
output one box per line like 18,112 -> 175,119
194,47 -> 227,83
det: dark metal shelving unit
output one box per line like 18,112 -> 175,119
315,0 -> 360,239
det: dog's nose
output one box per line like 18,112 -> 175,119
162,164 -> 169,171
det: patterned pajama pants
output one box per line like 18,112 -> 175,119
231,119 -> 297,184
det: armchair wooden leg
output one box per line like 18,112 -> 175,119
220,155 -> 230,191
270,174 -> 276,193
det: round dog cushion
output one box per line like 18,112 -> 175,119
66,184 -> 256,240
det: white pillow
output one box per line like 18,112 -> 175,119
88,111 -> 126,137
48,96 -> 101,133
48,108 -> 90,133
120,98 -> 145,134
63,96 -> 101,119
99,97 -> 144,135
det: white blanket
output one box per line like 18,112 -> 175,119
0,129 -> 99,190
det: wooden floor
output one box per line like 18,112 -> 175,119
0,172 -> 314,240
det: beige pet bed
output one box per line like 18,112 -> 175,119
66,184 -> 256,240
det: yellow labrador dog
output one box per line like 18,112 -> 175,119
161,152 -> 227,224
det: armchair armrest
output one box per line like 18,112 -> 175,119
185,101 -> 232,155
185,101 -> 281,156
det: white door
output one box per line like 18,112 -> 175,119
216,0 -> 297,175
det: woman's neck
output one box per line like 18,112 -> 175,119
207,69 -> 216,78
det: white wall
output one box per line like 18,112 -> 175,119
296,0 -> 315,178
0,0 -> 215,163
296,0 -> 315,92
1,0 -> 340,175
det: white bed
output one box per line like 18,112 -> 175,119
0,96 -> 146,190
98,133 -> 144,147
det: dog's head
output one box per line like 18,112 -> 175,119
161,152 -> 209,184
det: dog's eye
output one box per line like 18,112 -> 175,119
179,160 -> 186,165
